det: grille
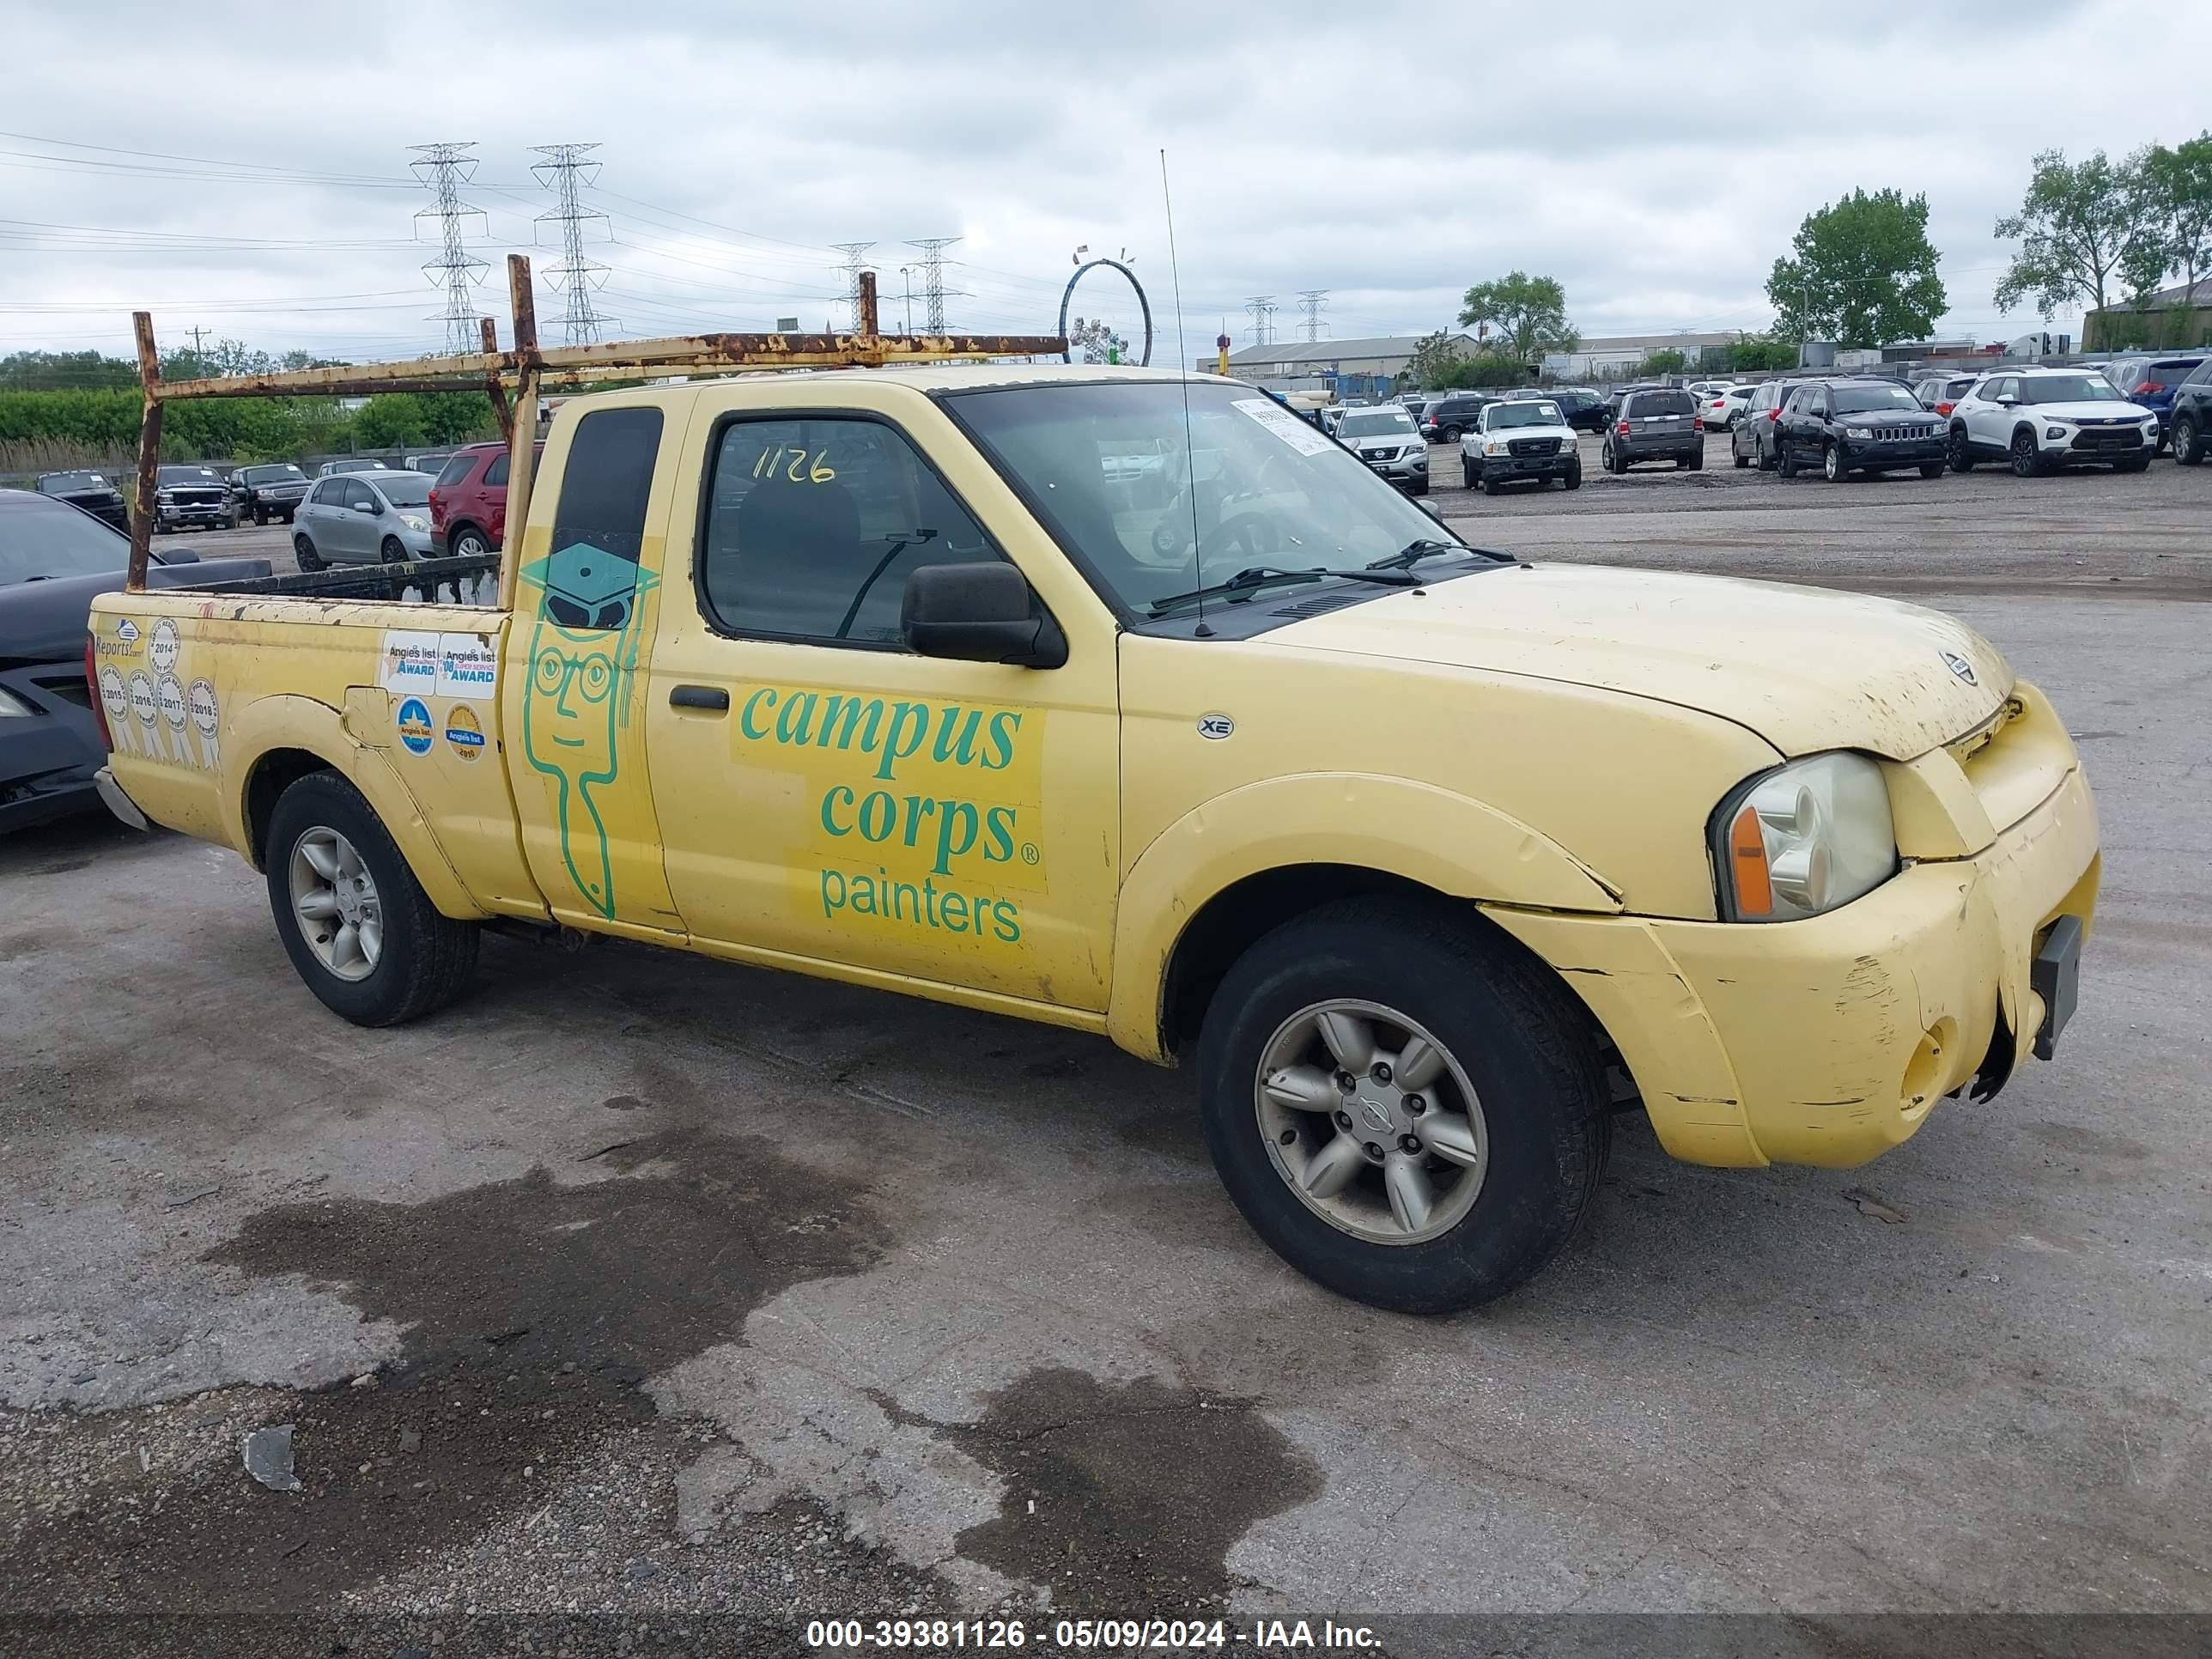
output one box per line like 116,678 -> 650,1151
167,488 -> 227,505
1862,423 -> 1937,441
2069,428 -> 2142,453
1509,437 -> 1560,458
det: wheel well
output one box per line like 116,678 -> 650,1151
243,748 -> 332,870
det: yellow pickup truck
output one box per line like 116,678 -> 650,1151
88,366 -> 2099,1311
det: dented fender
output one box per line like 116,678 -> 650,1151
1106,772 -> 1625,1060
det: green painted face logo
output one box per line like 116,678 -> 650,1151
518,542 -> 659,919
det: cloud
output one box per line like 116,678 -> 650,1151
1,0 -> 2200,362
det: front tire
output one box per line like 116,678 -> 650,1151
264,771 -> 479,1028
1918,459 -> 1945,478
2174,415 -> 2204,466
379,535 -> 408,563
1823,441 -> 1844,482
1562,459 -> 1582,490
1681,445 -> 1704,471
1196,898 -> 1610,1314
2010,428 -> 2045,477
1481,473 -> 1502,496
1778,441 -> 1800,478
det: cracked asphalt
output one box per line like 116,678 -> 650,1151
3,444 -> 2209,1656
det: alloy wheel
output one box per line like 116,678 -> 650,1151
289,827 -> 382,982
1254,999 -> 1488,1245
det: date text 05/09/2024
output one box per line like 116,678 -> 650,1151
805,1617 -> 1382,1650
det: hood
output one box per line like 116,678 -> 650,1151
1272,564 -> 2010,761
1477,423 -> 1575,442
1835,408 -> 1937,427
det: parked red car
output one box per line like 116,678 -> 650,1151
429,441 -> 542,558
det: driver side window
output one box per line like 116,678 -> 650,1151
700,416 -> 1000,648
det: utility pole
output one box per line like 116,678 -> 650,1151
1243,295 -> 1277,346
410,143 -> 489,355
1297,289 -> 1328,343
899,265 -> 918,335
906,238 -> 962,334
831,243 -> 876,333
530,143 -> 617,347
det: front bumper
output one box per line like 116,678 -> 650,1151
2047,427 -> 2149,461
1487,761 -> 2100,1170
158,503 -> 231,526
1840,434 -> 1946,467
1476,449 -> 1577,478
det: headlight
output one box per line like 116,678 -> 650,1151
156,489 -> 175,501
0,686 -> 33,717
1712,752 -> 1897,922
1484,440 -> 1506,455
400,514 -> 430,532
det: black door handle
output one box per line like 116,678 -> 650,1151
670,684 -> 729,712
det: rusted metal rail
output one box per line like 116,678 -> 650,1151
125,254 -> 1066,592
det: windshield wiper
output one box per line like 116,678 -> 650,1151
1367,537 -> 1514,570
1146,563 -> 1419,618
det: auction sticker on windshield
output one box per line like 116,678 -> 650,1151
1233,398 -> 1337,457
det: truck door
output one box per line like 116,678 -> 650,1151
645,392 -> 1120,1013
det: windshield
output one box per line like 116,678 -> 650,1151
41,471 -> 107,492
370,474 -> 433,508
1833,385 -> 1923,413
1340,410 -> 1417,439
158,465 -> 222,485
2021,375 -> 2121,404
0,493 -> 129,585
1489,402 -> 1562,428
243,465 -> 304,483
946,381 -> 1463,616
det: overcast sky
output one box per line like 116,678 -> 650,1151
3,0 -> 2205,368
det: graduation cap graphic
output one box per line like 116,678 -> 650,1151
519,542 -> 659,630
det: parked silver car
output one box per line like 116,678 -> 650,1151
1335,404 -> 1429,494
291,471 -> 436,571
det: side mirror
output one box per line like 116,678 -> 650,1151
901,561 -> 1066,668
352,499 -> 380,515
160,545 -> 200,564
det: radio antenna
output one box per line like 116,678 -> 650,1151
1159,149 -> 1209,638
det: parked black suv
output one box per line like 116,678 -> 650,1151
2170,358 -> 2212,466
1730,378 -> 1810,470
228,463 -> 311,526
152,465 -> 235,532
1775,378 -> 1947,482
33,470 -> 127,531
1419,392 -> 1495,443
1547,388 -> 1609,433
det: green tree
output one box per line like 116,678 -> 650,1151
1766,188 -> 1946,348
0,350 -> 137,392
352,394 -> 430,450
415,391 -> 498,445
1727,337 -> 1797,373
2135,133 -> 2212,316
1456,272 -> 1577,362
1632,349 -> 1687,378
1994,149 -> 2157,321
1402,330 -> 1468,389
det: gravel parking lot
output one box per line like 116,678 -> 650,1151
4,445 -> 2209,1656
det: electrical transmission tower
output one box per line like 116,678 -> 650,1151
410,143 -> 489,355
530,143 -> 617,346
1243,295 -> 1277,346
906,238 -> 963,333
1297,289 -> 1329,343
831,243 -> 876,332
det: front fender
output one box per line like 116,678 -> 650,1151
1105,772 -> 1624,1060
227,693 -> 487,921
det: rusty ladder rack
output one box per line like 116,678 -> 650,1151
125,253 -> 1066,608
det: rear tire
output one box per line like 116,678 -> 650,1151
1733,445 -> 1751,469
2175,415 -> 2204,466
1682,446 -> 1704,471
1562,459 -> 1582,490
450,525 -> 490,561
1757,433 -> 1778,471
293,532 -> 324,573
1195,898 -> 1610,1313
264,770 -> 479,1028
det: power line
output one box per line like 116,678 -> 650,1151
409,143 -> 489,356
1243,295 -> 1277,346
531,143 -> 617,347
906,237 -> 963,333
830,243 -> 876,332
1296,289 -> 1328,343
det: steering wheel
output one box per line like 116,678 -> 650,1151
1200,513 -> 1279,562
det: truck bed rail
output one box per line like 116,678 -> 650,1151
184,553 -> 501,607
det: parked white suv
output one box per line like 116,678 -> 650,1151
1946,368 -> 2159,477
